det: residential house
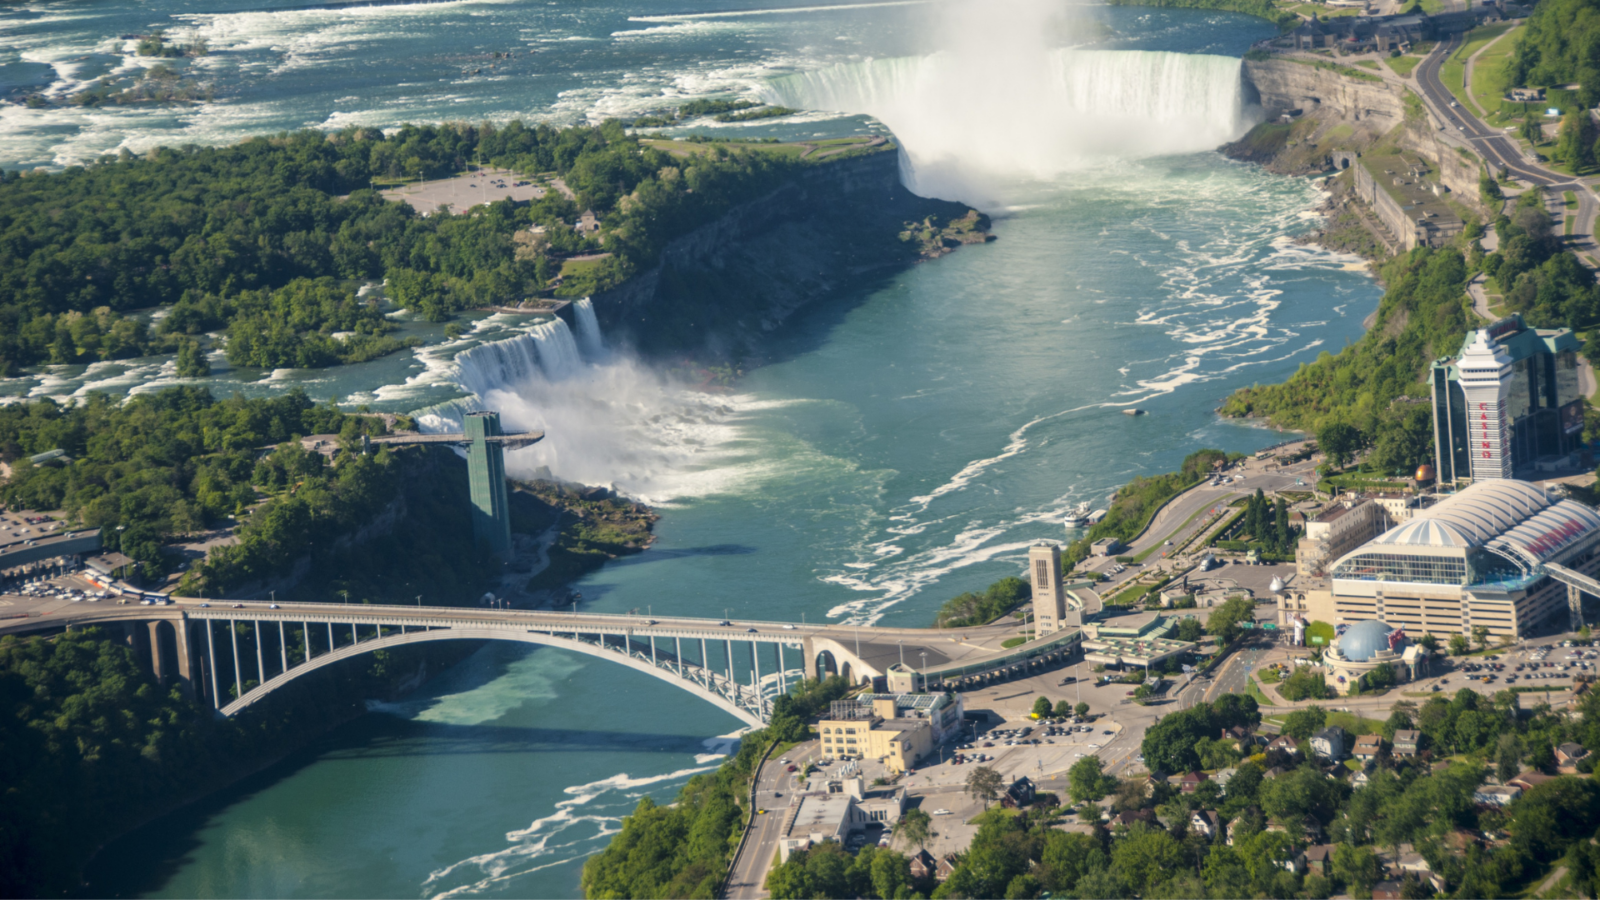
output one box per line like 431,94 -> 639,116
1392,730 -> 1420,758
1213,767 -> 1238,792
1473,784 -> 1522,807
1351,769 -> 1372,788
1311,726 -> 1349,761
1004,776 -> 1037,808
1264,765 -> 1289,779
1354,733 -> 1385,763
1117,809 -> 1158,828
1510,770 -> 1558,792
1190,810 -> 1222,841
1282,848 -> 1308,874
1397,852 -> 1431,877
1266,735 -> 1301,758
1304,845 -> 1336,877
1557,743 -> 1591,774
909,850 -> 939,881
935,855 -> 958,881
1373,881 -> 1404,900
1179,771 -> 1209,794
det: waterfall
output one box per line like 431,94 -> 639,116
764,49 -> 1257,206
451,319 -> 584,399
573,297 -> 604,359
420,311 -> 746,503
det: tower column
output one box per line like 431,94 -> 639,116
465,412 -> 514,560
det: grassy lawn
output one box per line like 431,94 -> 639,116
1440,23 -> 1512,111
1471,25 -> 1522,122
1384,54 -> 1424,77
1326,710 -> 1385,735
1355,60 -> 1380,70
1247,677 -> 1276,707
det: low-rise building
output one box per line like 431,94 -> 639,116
1298,498 -> 1388,579
1393,729 -> 1421,758
818,696 -> 943,772
1266,735 -> 1301,758
1353,733 -> 1385,763
1312,726 -> 1349,761
1304,844 -> 1336,877
1191,810 -> 1222,840
1473,784 -> 1522,807
1558,742 -> 1591,773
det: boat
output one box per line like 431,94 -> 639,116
1063,502 -> 1092,528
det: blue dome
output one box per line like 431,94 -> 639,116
1337,620 -> 1396,662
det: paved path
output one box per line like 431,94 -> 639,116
1415,34 -> 1600,266
1468,273 -> 1494,321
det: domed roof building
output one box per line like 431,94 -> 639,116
1322,619 -> 1427,695
1335,619 -> 1396,662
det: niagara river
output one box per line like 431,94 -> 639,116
2,0 -> 1381,896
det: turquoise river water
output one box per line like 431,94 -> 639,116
1,0 -> 1380,896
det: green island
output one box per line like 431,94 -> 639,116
0,120 -> 979,376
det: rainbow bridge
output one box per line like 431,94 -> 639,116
0,601 -> 1082,726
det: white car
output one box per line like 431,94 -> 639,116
932,809 -> 952,815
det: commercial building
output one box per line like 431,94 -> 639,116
1081,615 -> 1198,668
1299,480 -> 1600,641
818,696 -> 942,773
1320,619 -> 1427,695
1431,317 -> 1585,483
1297,498 -> 1387,579
1352,151 -> 1465,251
829,692 -> 967,743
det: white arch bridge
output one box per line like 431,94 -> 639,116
4,601 -> 1084,726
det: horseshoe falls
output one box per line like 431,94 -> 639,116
767,49 -> 1257,204
55,1 -> 1388,898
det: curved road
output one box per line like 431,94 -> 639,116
1414,32 -> 1599,262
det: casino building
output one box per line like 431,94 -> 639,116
1296,480 -> 1600,641
1431,315 -> 1584,483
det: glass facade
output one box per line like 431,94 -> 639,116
1331,551 -> 1468,585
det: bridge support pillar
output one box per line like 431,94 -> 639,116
1571,583 -> 1586,634
802,637 -> 817,681
147,621 -> 166,684
174,619 -> 195,699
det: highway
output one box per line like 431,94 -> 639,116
724,741 -> 819,899
1413,32 -> 1599,263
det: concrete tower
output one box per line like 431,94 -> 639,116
1029,543 -> 1069,635
1457,329 -> 1515,481
465,411 -> 513,559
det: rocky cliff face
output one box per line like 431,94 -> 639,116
1229,58 -> 1488,220
590,149 -> 985,362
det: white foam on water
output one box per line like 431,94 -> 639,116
420,764 -> 720,899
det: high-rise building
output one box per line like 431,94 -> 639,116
1430,315 -> 1583,483
1029,543 -> 1070,634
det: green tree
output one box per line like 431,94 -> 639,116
1054,699 -> 1073,718
1074,701 -> 1090,718
1282,705 -> 1328,740
1206,597 -> 1257,645
1333,843 -> 1382,895
1069,755 -> 1115,803
1032,695 -> 1053,718
1449,633 -> 1470,656
1110,825 -> 1186,894
1318,420 -> 1363,468
1473,625 -> 1490,649
894,807 -> 932,852
966,765 -> 1004,809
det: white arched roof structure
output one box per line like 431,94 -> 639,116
1331,480 -> 1600,576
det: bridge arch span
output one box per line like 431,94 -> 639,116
220,627 -> 765,727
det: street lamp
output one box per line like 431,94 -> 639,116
341,590 -> 348,605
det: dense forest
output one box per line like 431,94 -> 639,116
1508,0 -> 1600,107
933,576 -> 1032,629
1221,190 -> 1600,462
580,676 -> 854,899
0,387 -> 388,577
0,120 -> 815,374
0,626 -> 472,896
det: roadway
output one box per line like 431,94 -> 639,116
1413,33 -> 1600,263
725,741 -> 820,899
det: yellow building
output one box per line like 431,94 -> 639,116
818,698 -> 935,773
